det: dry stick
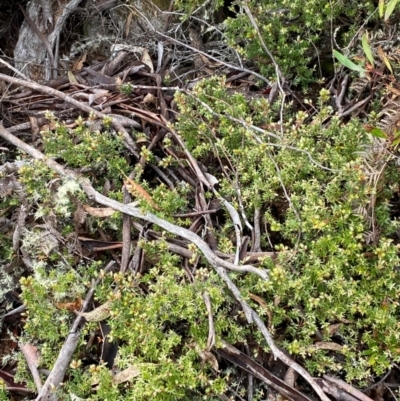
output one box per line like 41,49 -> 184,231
120,186 -> 132,274
133,2 -> 267,84
323,375 -> 374,401
251,313 -> 330,401
169,129 -> 211,188
0,123 -> 268,282
316,378 -> 359,401
0,57 -> 34,82
80,193 -> 267,279
241,2 -> 286,125
0,126 -> 330,401
173,209 -> 218,218
242,2 -> 284,92
338,96 -> 371,118
252,208 -> 261,252
35,261 -> 115,401
335,74 -> 349,114
20,343 -> 42,392
0,73 -> 141,152
202,292 -> 216,350
0,74 -> 142,159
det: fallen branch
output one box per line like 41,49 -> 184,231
20,343 -> 42,392
0,73 -> 140,158
216,341 -> 312,401
323,375 -> 374,401
0,123 -> 269,281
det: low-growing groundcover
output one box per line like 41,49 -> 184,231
174,77 -> 400,382
5,76 -> 400,400
2,0 -> 400,398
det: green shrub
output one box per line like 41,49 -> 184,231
175,0 -> 376,85
16,249 -> 248,399
10,74 -> 400,399
174,76 -> 400,382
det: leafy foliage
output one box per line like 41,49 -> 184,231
4,0 -> 400,399
174,76 -> 400,382
42,114 -> 130,182
175,0 -> 376,85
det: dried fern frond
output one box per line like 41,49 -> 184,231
355,138 -> 392,244
377,95 -> 400,135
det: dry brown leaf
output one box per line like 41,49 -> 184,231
125,11 -> 134,38
72,52 -> 87,71
88,89 -> 109,106
75,300 -> 112,322
0,177 -> 14,198
249,293 -> 273,327
386,85 -> 400,97
322,323 -> 341,337
124,176 -> 160,210
29,116 -> 39,135
307,342 -> 344,352
199,53 -> 223,68
142,93 -> 157,104
83,203 -> 138,217
56,297 -> 83,311
115,76 -> 123,86
35,231 -> 58,256
67,71 -> 78,84
83,205 -> 116,217
113,365 -> 141,384
199,350 -> 219,371
141,48 -> 154,73
377,46 -> 393,74
74,204 -> 87,227
249,293 -> 268,308
284,366 -> 297,387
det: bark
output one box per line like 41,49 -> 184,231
14,0 -> 83,80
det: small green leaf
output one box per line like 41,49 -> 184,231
361,349 -> 373,356
362,32 -> 374,67
333,50 -> 366,73
379,0 -> 385,17
370,128 -> 388,139
385,0 -> 400,20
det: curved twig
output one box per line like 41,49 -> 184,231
0,123 -> 269,282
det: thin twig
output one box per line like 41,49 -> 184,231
0,58 -> 34,82
202,292 -> 215,350
0,123 -> 269,281
120,186 -> 132,273
35,261 -> 115,401
180,89 -> 340,172
130,5 -> 271,86
252,208 -> 261,252
338,96 -> 371,118
323,375 -> 374,401
252,312 -> 330,401
20,343 -> 42,392
173,209 -> 218,218
0,73 -> 141,153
